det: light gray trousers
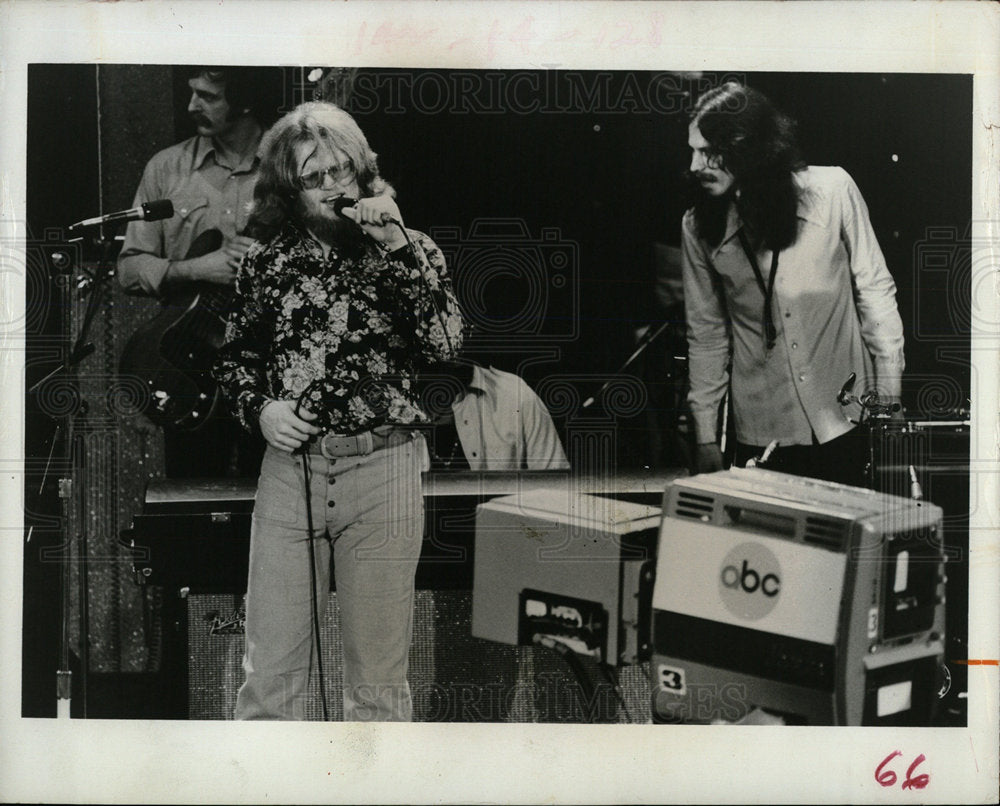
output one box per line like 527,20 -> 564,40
235,435 -> 426,721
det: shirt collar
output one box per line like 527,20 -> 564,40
192,134 -> 262,173
286,221 -> 330,261
715,204 -> 743,255
192,135 -> 216,171
467,364 -> 489,394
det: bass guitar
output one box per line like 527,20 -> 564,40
119,229 -> 235,431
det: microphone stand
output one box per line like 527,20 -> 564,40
27,227 -> 118,718
582,321 -> 672,410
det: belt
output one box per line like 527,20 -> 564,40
307,428 -> 412,459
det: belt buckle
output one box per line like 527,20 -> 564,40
319,431 -> 374,459
355,431 -> 375,455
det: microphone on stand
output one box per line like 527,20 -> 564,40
69,199 -> 174,231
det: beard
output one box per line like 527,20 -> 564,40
687,173 -> 738,249
297,204 -> 368,257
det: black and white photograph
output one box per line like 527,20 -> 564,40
2,1 -> 998,803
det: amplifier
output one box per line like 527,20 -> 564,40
650,468 -> 946,726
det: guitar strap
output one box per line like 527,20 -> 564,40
736,229 -> 780,350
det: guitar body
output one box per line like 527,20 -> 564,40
119,229 -> 233,431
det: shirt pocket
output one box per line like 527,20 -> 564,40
165,196 -> 214,257
173,195 -> 211,222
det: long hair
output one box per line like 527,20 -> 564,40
688,82 -> 805,251
244,101 -> 393,243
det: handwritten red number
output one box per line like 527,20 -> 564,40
902,754 -> 929,790
875,751 -> 902,787
875,751 -> 930,791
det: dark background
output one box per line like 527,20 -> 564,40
27,67 -> 974,435
22,66 -> 972,720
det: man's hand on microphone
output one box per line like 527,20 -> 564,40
259,400 -> 322,452
342,196 -> 407,249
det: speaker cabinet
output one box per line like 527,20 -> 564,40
186,591 -> 652,722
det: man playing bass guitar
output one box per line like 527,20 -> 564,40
117,66 -> 282,478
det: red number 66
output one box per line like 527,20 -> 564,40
875,751 -> 930,790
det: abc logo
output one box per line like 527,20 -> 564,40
718,542 -> 782,620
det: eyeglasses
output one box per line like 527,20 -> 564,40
298,160 -> 356,190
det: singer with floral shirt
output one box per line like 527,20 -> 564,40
213,101 -> 464,721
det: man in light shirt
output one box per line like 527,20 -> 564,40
422,359 -> 569,472
117,66 -> 281,478
681,82 -> 905,486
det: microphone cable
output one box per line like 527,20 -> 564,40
387,222 -> 456,359
333,198 -> 457,358
288,202 -> 461,719
532,634 -> 622,723
596,661 -> 635,724
294,381 -> 330,721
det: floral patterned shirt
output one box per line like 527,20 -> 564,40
213,222 -> 465,434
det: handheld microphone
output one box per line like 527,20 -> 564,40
334,195 -> 454,358
332,196 -> 357,218
69,199 -> 174,231
332,197 -> 399,226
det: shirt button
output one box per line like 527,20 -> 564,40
225,209 -> 233,215
785,312 -> 791,318
798,374 -> 806,382
791,342 -> 798,349
328,477 -> 336,485
328,501 -> 336,508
